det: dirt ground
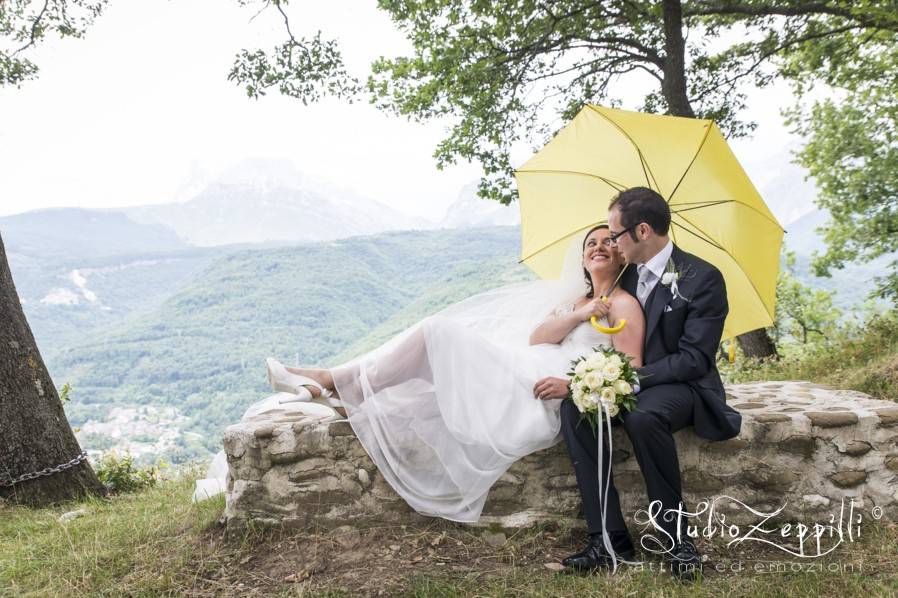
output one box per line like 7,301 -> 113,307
187,515 -> 894,596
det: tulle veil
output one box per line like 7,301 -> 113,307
192,228 -> 596,502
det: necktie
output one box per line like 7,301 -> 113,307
637,264 -> 654,307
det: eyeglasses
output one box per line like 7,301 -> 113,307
608,225 -> 637,244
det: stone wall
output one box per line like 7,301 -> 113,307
223,382 -> 898,530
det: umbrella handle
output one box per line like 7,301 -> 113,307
590,315 -> 627,335
590,294 -> 627,334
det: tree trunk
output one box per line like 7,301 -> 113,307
736,328 -> 779,359
660,0 -> 778,359
660,0 -> 695,118
0,233 -> 105,506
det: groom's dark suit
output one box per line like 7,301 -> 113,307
561,242 -> 742,541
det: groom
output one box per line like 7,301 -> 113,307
559,186 -> 742,580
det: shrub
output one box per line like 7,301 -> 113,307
93,452 -> 161,494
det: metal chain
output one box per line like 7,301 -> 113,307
0,451 -> 89,488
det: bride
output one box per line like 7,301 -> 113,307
197,225 -> 645,523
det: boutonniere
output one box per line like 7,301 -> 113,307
661,259 -> 691,302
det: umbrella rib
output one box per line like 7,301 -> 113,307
519,219 -> 605,264
669,216 -> 728,254
666,128 -> 786,232
670,200 -> 734,214
670,199 -> 733,207
672,214 -> 775,322
587,105 -> 660,192
672,199 -> 785,231
667,122 -> 713,204
516,168 -> 627,192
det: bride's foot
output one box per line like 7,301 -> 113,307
266,358 -> 344,415
266,357 -> 325,397
288,366 -> 346,417
284,365 -> 334,391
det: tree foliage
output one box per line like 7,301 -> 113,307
228,0 -> 361,102
782,20 -> 898,299
774,250 -> 840,345
0,0 -> 107,86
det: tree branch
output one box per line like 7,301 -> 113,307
13,0 -> 50,56
690,23 -> 863,104
685,1 -> 898,30
686,1 -> 850,19
581,35 -> 664,66
275,1 -> 297,44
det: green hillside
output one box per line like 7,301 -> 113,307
12,248 -> 226,358
48,227 -> 526,461
331,257 -> 534,363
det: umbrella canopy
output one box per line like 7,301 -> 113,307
515,104 -> 784,340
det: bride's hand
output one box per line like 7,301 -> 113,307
533,377 -> 570,401
574,297 -> 611,322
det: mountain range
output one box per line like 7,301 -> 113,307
123,159 -> 433,246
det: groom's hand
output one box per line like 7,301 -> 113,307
533,377 -> 570,400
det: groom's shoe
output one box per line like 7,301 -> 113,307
664,539 -> 702,582
561,531 -> 635,571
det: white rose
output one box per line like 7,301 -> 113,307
586,392 -> 600,407
607,354 -> 623,368
572,385 -> 584,401
613,379 -> 632,395
661,271 -> 678,286
574,361 -> 588,377
602,363 -> 622,382
584,371 -> 603,389
586,353 -> 606,370
600,387 -> 616,404
572,393 -> 586,412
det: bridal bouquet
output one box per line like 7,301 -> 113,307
567,347 -> 640,429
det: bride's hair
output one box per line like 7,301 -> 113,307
582,224 -> 620,299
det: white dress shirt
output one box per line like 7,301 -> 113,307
636,239 -> 673,306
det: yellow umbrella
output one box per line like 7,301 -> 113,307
514,104 -> 784,340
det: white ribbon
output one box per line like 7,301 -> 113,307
669,278 -> 690,303
596,401 -> 642,573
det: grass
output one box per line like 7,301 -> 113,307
2,474 -> 896,596
0,472 -> 232,597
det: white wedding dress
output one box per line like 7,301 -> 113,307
331,310 -> 610,522
194,233 -> 613,523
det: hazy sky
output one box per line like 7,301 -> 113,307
0,1 -> 814,222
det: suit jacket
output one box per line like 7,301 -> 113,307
620,243 -> 742,441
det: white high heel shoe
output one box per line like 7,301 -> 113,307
266,358 -> 342,409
